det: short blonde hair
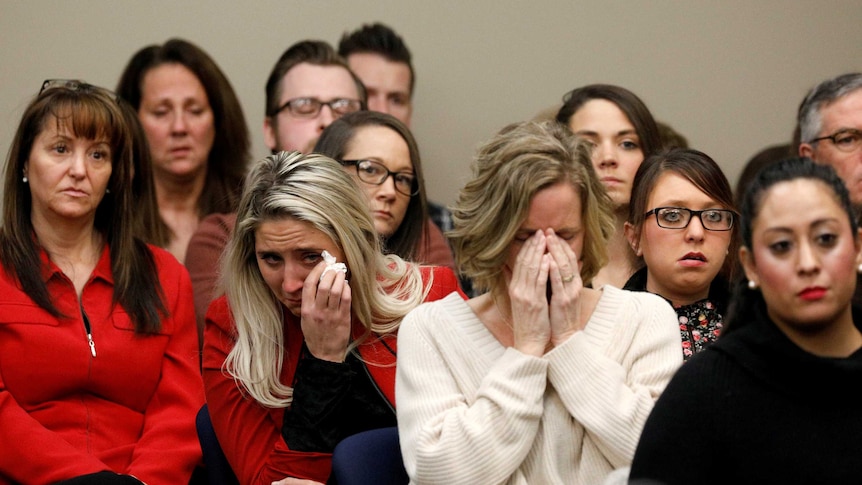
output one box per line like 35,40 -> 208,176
449,121 -> 614,294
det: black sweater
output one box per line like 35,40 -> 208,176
629,300 -> 862,485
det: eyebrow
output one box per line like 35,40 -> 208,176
762,217 -> 842,234
574,129 -> 639,137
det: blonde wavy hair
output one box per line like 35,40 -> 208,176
449,120 -> 615,294
223,151 -> 426,408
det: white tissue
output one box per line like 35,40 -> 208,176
319,250 -> 348,281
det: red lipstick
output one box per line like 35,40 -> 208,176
798,287 -> 827,301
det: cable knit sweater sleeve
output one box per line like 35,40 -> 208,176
397,295 -> 549,484
545,286 -> 682,467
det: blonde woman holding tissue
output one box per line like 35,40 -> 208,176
202,151 -> 462,484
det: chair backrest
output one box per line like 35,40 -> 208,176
196,404 -> 240,485
329,427 -> 409,485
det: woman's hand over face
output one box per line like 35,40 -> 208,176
545,229 -> 584,348
300,261 -> 352,362
508,231 -> 552,357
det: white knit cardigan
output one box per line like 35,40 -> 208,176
396,286 -> 682,485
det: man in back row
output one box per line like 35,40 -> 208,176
339,23 -> 455,236
795,72 -> 862,307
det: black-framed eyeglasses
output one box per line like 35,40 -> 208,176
40,79 -> 118,101
807,128 -> 862,153
341,159 -> 418,196
645,207 -> 735,231
270,97 -> 362,118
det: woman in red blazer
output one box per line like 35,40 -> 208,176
0,80 -> 204,484
203,151 -> 462,485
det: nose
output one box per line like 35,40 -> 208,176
317,105 -> 336,132
170,111 -> 188,135
684,215 -> 706,241
376,175 -> 398,200
281,264 -> 306,295
594,141 -> 617,169
797,241 -> 820,274
368,95 -> 387,115
68,152 -> 87,178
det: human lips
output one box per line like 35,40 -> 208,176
61,187 -> 89,197
600,176 -> 622,185
169,145 -> 193,157
678,252 -> 707,267
373,210 -> 393,220
798,286 -> 827,301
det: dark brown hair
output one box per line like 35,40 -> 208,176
556,84 -> 662,158
0,84 -> 167,333
116,38 -> 250,217
313,111 -> 428,261
627,147 -> 739,280
264,40 -> 367,117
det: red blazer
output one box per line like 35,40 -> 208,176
203,265 -> 464,484
0,245 -> 204,485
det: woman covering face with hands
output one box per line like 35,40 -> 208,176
395,121 -> 681,485
202,151 -> 462,485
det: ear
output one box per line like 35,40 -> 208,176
739,246 -> 759,287
623,221 -> 642,256
854,227 -> 862,267
263,117 -> 277,152
799,142 -> 815,159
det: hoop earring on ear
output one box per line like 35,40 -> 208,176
747,279 -> 758,290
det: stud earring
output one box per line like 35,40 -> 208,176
22,176 -> 27,183
747,279 -> 758,290
105,188 -> 111,194
857,263 -> 862,274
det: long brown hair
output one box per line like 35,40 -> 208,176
116,38 -> 250,217
0,83 -> 167,333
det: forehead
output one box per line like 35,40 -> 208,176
254,217 -> 334,252
754,179 -> 845,231
279,63 -> 359,101
347,53 -> 411,90
647,172 -> 718,207
569,99 -> 635,133
38,108 -> 113,144
520,182 -> 582,229
820,89 -> 862,131
141,63 -> 208,99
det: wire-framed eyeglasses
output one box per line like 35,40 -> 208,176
270,97 -> 362,118
645,207 -> 735,231
807,128 -> 862,153
341,159 -> 418,196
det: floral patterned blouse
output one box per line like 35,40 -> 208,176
623,267 -> 728,361
675,299 -> 723,361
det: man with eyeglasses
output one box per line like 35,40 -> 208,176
796,73 -> 862,308
797,73 -> 862,206
264,40 -> 367,153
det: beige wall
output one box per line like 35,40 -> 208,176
2,0 -> 861,206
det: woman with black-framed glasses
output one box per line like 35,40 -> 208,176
313,111 -> 455,269
623,148 -> 738,360
0,80 -> 203,484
